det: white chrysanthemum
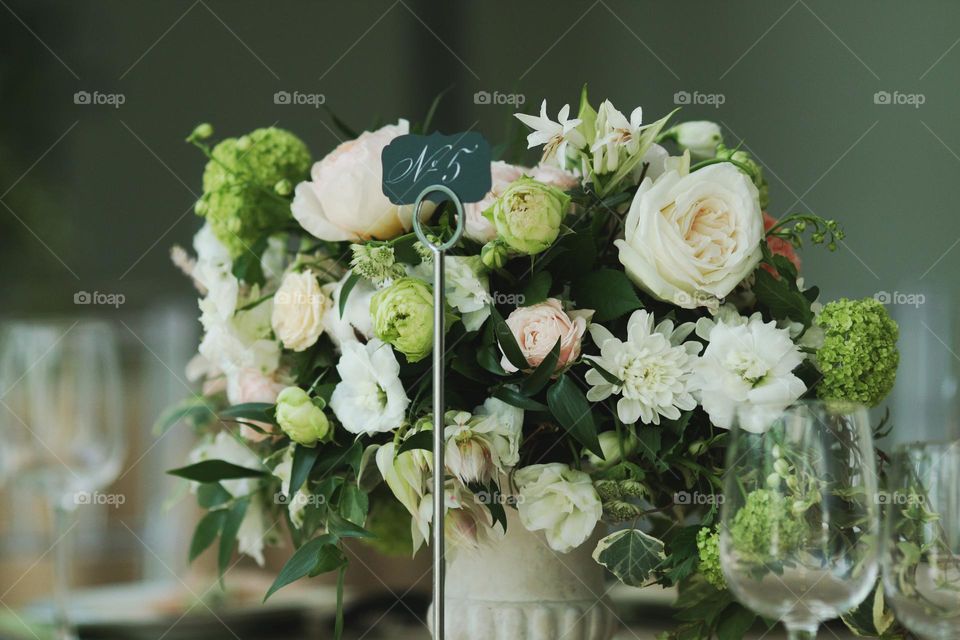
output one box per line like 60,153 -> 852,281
691,312 -> 806,432
584,310 -> 701,425
330,339 -> 410,435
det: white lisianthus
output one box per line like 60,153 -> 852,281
411,256 -> 491,331
585,310 -> 700,425
321,271 -> 377,349
691,312 -> 806,432
515,463 -> 602,553
271,270 -> 330,352
670,121 -> 723,159
272,446 -> 309,529
444,397 -> 523,485
615,163 -> 764,311
193,223 -> 239,320
330,339 -> 410,435
292,119 -> 430,242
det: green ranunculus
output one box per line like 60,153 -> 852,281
370,277 -> 435,362
484,177 -> 570,255
275,386 -> 330,447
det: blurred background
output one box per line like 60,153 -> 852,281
2,0 -> 959,637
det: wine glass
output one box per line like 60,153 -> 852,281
882,441 -> 960,639
720,400 -> 880,640
0,319 -> 125,640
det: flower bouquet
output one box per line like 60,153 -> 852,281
163,87 -> 902,640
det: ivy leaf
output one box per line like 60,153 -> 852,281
264,533 -> 339,601
189,510 -> 226,563
490,304 -> 528,371
571,269 -> 643,322
546,375 -> 603,458
289,444 -> 320,498
493,386 -> 548,412
520,339 -> 560,396
592,528 -> 665,587
338,271 -> 362,316
168,460 -> 266,483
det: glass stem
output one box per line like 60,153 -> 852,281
52,503 -> 76,640
785,624 -> 817,640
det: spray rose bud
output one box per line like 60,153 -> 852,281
480,240 -> 509,269
275,386 -> 330,447
668,121 -> 722,159
370,277 -> 435,362
484,177 -> 570,255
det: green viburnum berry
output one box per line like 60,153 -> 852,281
816,298 -> 899,407
594,480 -> 621,502
188,122 -> 214,142
370,277 -> 435,362
275,386 -> 330,447
696,526 -> 726,590
196,127 -> 311,257
350,243 -> 404,284
603,500 -> 642,522
730,489 -> 806,561
716,143 -> 769,209
484,177 -> 570,255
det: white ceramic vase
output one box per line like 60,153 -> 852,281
429,509 -> 616,640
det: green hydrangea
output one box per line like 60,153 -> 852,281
816,298 -> 899,407
730,489 -> 806,561
696,526 -> 726,590
196,127 -> 310,257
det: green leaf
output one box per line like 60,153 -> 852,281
397,430 -> 435,454
264,533 -> 338,601
338,483 -> 369,526
197,482 -> 232,509
289,445 -> 320,499
592,528 -> 665,587
168,460 -> 266,483
493,385 -> 548,412
546,375 -> 603,458
520,271 -> 552,306
520,339 -> 560,396
309,543 -> 348,577
218,497 -> 250,581
189,510 -> 225,563
153,397 -> 216,435
571,269 -> 642,322
753,268 -> 813,327
327,513 -> 374,539
716,604 -> 756,640
219,402 -> 276,424
585,359 -> 622,386
490,304 -> 528,371
467,481 -> 507,532
338,271 -> 362,316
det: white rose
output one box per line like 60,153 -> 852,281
616,163 -> 763,310
672,121 -> 723,159
321,271 -> 377,348
271,271 -> 329,352
330,339 -> 410,435
292,119 -> 429,242
515,463 -> 602,553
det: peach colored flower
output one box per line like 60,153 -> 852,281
763,212 -> 801,275
500,298 -> 591,373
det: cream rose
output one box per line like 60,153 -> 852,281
292,120 -> 428,242
500,298 -> 590,373
615,163 -> 763,310
515,463 -> 603,553
271,271 -> 329,352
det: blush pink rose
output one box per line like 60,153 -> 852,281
500,298 -> 591,373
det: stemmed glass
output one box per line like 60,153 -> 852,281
720,400 -> 880,640
0,320 -> 125,640
882,441 -> 960,639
